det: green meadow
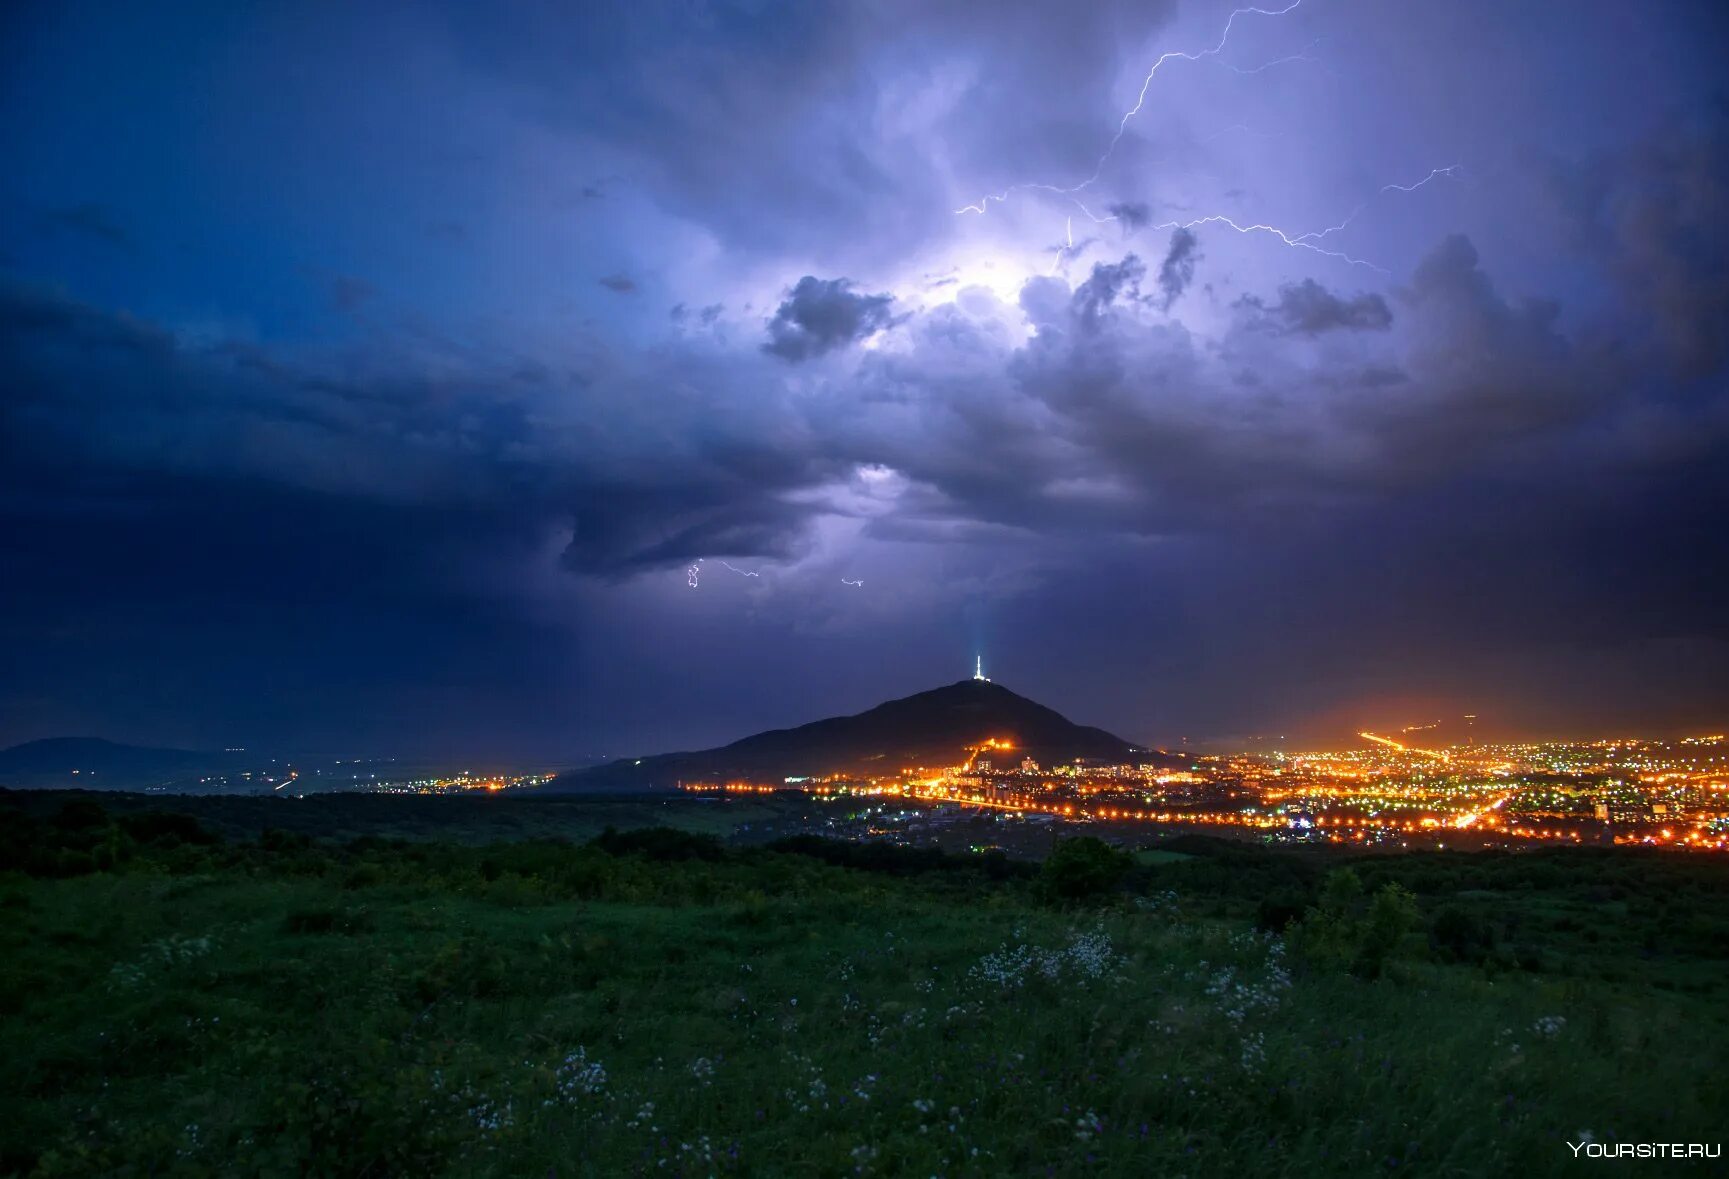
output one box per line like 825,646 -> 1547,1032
3,794 -> 1725,1176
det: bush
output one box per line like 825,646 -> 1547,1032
119,811 -> 216,848
1294,870 -> 1421,978
766,835 -> 1033,879
1429,904 -> 1498,964
283,907 -> 374,935
1038,836 -> 1132,902
51,801 -> 109,831
1355,883 -> 1420,978
592,825 -> 725,862
343,863 -> 386,890
1256,889 -> 1310,933
259,828 -> 312,852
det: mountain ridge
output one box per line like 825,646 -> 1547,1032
548,678 -> 1181,791
0,737 -> 219,789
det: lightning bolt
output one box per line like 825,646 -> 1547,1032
956,0 -> 1306,214
1212,36 -> 1332,77
954,0 -> 1461,274
685,560 -> 865,592
1064,194 -> 1391,272
1292,166 -> 1463,245
1051,215 -> 1079,273
1106,167 -> 1459,273
685,557 -> 762,588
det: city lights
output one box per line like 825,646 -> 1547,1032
679,731 -> 1729,853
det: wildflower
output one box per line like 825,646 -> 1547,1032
1240,1032 -> 1268,1072
468,1096 -> 513,1132
555,1047 -> 607,1098
968,927 -> 1122,989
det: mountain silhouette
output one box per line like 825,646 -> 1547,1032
550,678 -> 1180,790
0,737 -> 218,789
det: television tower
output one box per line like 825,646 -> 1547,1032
974,655 -> 989,682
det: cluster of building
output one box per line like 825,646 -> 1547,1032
681,732 -> 1729,853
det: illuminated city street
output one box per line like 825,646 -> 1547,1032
684,733 -> 1729,853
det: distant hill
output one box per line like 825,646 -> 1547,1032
0,737 -> 216,789
548,678 -> 1183,790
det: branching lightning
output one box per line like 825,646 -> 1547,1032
1211,36 -> 1332,77
1055,164 -> 1461,273
1292,166 -> 1463,246
956,0 -> 1461,274
687,558 -> 761,588
684,559 -> 865,592
955,1 -> 1306,215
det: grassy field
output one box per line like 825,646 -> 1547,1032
2,796 -> 1726,1176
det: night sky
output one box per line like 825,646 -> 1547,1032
3,0 -> 1727,759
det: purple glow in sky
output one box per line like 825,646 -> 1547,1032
2,0 -> 1726,757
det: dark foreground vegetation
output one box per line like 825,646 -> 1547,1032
2,794 -> 1726,1176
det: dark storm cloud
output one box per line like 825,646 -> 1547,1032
1562,124 -> 1729,381
764,276 -> 896,361
1,202 -> 1710,602
6,0 -> 1729,752
0,279 -> 837,586
672,302 -> 725,325
5,203 -> 1729,750
0,282 -> 587,753
1106,202 -> 1153,232
1238,278 -> 1393,335
433,0 -> 1177,266
1382,234 -> 1594,475
0,282 -> 538,510
1155,228 -> 1200,311
564,491 -> 817,577
875,230 -> 1642,551
1069,255 -> 1146,331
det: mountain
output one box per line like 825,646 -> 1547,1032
0,737 -> 216,789
548,678 -> 1182,790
